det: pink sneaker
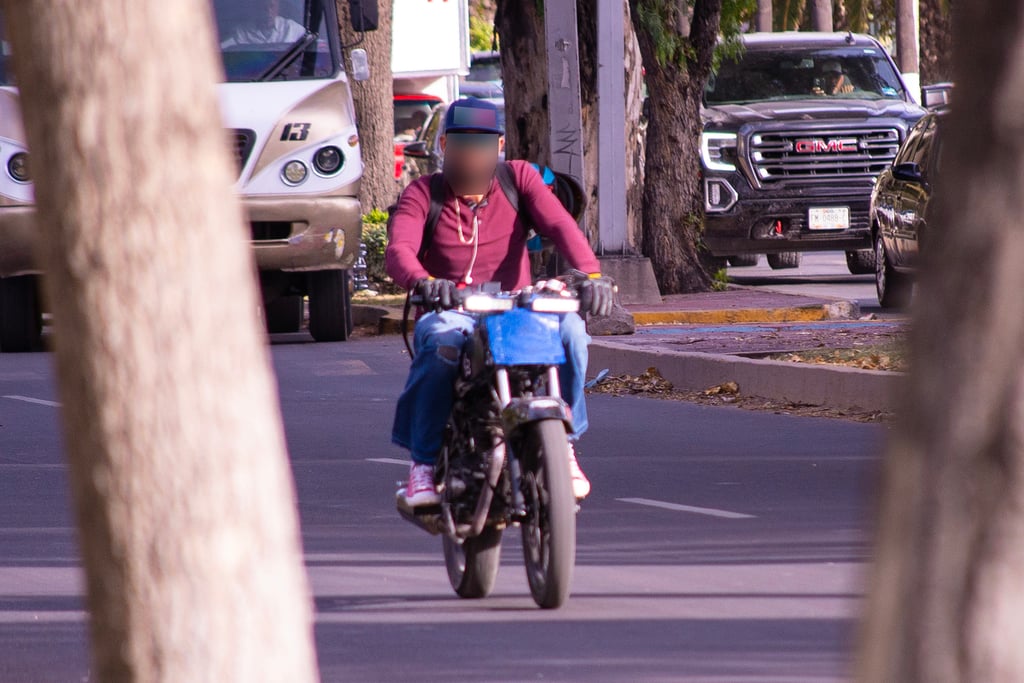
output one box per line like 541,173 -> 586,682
404,463 -> 440,507
567,443 -> 591,500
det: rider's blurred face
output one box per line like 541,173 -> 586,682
824,71 -> 843,92
441,132 -> 504,196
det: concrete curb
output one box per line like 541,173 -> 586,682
589,339 -> 901,412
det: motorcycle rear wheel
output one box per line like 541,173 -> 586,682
442,526 -> 503,599
520,419 -> 576,609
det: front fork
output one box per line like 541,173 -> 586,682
498,367 -> 564,519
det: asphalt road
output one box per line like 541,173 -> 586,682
728,251 -> 903,319
0,335 -> 886,682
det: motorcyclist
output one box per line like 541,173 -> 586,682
386,98 -> 614,507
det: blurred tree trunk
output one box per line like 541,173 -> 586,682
756,0 -> 773,31
858,2 -> 1024,681
629,0 -> 722,293
338,0 -> 397,211
810,0 -> 833,30
919,0 -> 952,84
2,2 -> 318,681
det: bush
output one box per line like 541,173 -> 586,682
361,209 -> 394,291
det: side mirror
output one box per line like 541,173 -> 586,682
348,0 -> 379,32
893,161 -> 925,185
350,48 -> 370,82
921,83 -> 953,109
403,141 -> 429,158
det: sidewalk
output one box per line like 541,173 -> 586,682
593,289 -> 901,413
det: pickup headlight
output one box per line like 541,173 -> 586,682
701,132 -> 738,172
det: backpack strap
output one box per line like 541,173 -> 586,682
495,162 -> 519,214
416,164 -> 529,264
416,172 -> 447,262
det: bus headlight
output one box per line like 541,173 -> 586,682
281,160 -> 308,185
313,146 -> 344,176
8,152 -> 30,183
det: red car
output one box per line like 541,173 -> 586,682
394,93 -> 443,179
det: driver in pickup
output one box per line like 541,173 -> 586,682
813,60 -> 856,96
386,98 -> 615,507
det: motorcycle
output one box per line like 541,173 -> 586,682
396,279 -> 582,609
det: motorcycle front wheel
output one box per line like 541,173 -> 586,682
442,526 -> 503,599
520,418 -> 576,609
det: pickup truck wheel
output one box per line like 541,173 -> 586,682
0,275 -> 42,353
264,295 -> 303,334
308,270 -> 352,342
845,249 -> 876,275
767,252 -> 800,270
727,254 -> 759,267
875,235 -> 913,309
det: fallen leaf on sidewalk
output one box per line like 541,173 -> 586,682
704,381 -> 740,396
588,367 -> 674,395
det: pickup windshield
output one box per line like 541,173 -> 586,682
706,46 -> 907,106
213,0 -> 338,82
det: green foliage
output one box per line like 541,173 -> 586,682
711,267 -> 730,292
715,0 -> 757,70
469,11 -> 495,53
637,0 -> 755,70
635,1 -> 690,68
363,207 -> 389,225
361,210 -> 390,287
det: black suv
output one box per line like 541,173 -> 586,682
870,108 -> 945,308
702,32 -> 926,271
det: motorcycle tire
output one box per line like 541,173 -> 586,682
520,419 -> 576,609
442,526 -> 503,599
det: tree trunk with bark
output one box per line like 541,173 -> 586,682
2,2 -> 318,680
495,0 -> 550,164
497,0 -> 645,252
919,0 -> 952,84
629,0 -> 722,293
338,0 -> 397,211
858,2 -> 1024,681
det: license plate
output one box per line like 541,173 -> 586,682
808,207 -> 850,231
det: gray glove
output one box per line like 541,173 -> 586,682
414,277 -> 458,311
579,276 -> 615,317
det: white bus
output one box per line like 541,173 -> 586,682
0,0 -> 374,351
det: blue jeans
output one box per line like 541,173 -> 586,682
392,311 -> 591,465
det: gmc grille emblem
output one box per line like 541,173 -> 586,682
794,138 -> 859,153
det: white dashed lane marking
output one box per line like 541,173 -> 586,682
3,395 -> 61,408
617,497 -> 755,520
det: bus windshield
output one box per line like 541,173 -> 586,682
213,0 -> 339,82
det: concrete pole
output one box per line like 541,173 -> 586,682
543,0 -> 587,235
596,0 -> 628,254
897,0 -> 922,102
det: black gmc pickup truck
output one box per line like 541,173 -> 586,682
701,32 -> 925,271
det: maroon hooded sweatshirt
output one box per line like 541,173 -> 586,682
385,160 -> 601,291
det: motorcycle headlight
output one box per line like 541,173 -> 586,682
701,132 -> 738,172
530,297 -> 580,314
